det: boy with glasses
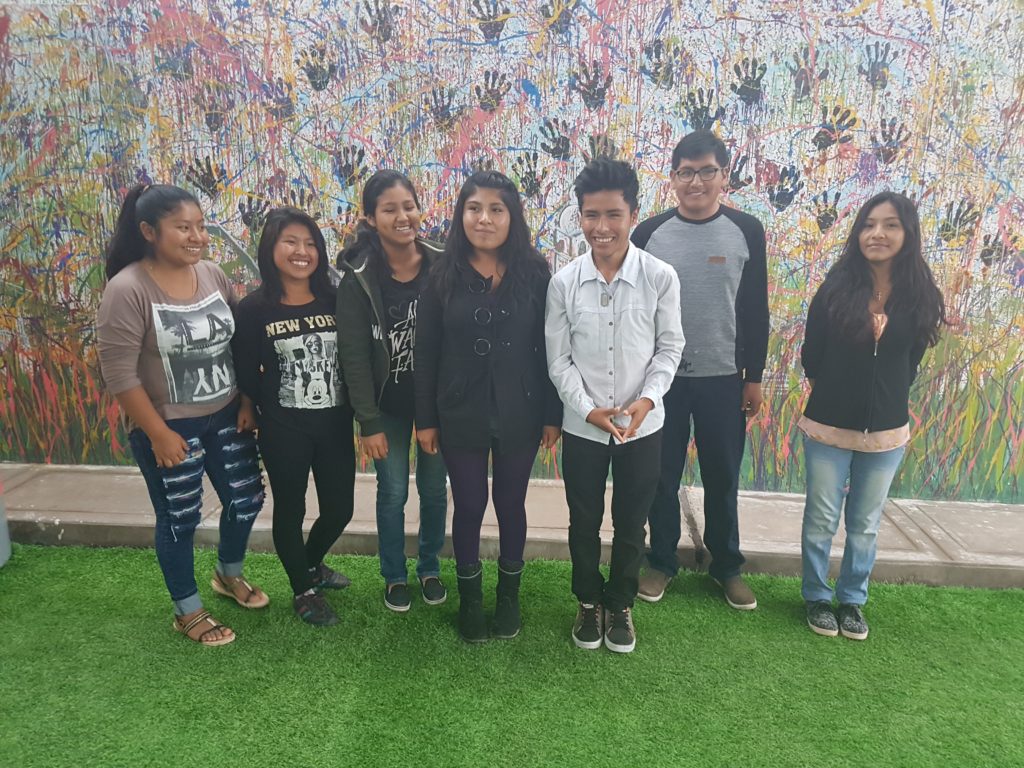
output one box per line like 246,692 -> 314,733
546,159 -> 684,653
632,130 -> 770,610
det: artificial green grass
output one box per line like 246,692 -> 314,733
1,545 -> 1022,768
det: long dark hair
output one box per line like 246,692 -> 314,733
431,170 -> 549,303
105,184 -> 200,279
255,207 -> 335,305
822,191 -> 946,347
337,170 -> 421,280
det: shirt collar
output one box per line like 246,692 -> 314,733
577,241 -> 640,288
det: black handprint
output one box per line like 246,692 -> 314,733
471,0 -> 510,42
238,195 -> 269,232
465,154 -> 497,174
288,187 -> 322,219
641,40 -> 682,90
424,86 -> 462,132
767,165 -> 804,212
939,199 -> 981,245
197,84 -> 235,133
425,217 -> 452,243
571,60 -> 612,110
811,105 -> 857,151
539,0 -> 579,37
332,145 -> 367,189
361,0 -> 398,45
730,57 -> 767,106
858,42 -> 898,90
185,156 -> 227,199
512,151 -> 549,198
583,133 -> 618,162
979,232 -> 1022,266
685,88 -> 725,130
262,78 -> 294,120
475,70 -> 511,113
786,46 -> 828,101
812,191 -> 841,232
539,118 -> 572,160
729,154 -> 754,190
296,45 -> 337,91
872,118 -> 909,165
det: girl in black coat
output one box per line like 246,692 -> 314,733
415,171 -> 562,642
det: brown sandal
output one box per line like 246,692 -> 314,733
211,571 -> 270,609
173,610 -> 235,647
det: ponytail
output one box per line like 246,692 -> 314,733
105,184 -> 200,279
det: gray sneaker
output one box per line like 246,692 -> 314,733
838,604 -> 869,640
713,575 -> 757,610
805,600 -> 839,637
637,569 -> 672,603
603,607 -> 636,653
572,602 -> 603,650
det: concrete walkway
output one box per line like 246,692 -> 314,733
3,461 -> 1022,588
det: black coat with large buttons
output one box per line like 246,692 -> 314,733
414,261 -> 562,452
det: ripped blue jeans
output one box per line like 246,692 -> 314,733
130,399 -> 265,616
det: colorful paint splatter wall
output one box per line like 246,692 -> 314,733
1,0 -> 1022,501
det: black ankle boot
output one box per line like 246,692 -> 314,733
456,562 -> 488,643
492,557 -> 523,639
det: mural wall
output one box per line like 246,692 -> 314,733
1,0 -> 1021,501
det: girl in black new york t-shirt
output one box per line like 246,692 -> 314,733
232,207 -> 355,626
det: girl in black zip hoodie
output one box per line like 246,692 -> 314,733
799,192 -> 945,641
336,171 -> 449,613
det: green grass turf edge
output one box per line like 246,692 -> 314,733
1,544 -> 1022,768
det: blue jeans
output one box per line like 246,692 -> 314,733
373,412 -> 448,584
130,399 -> 264,615
801,434 -> 905,605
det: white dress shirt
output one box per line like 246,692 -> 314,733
545,242 -> 685,444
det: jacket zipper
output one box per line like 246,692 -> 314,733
354,263 -> 391,407
864,340 -> 878,434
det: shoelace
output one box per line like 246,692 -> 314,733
610,608 -> 632,632
581,603 -> 600,631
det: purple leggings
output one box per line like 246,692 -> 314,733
443,441 -> 538,566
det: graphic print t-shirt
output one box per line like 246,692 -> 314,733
232,292 -> 346,431
378,271 -> 422,421
97,260 -> 238,421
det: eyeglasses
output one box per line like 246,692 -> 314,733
673,166 -> 723,182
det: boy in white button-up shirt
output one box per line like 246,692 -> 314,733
545,159 -> 684,653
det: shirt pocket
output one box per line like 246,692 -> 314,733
568,307 -> 607,360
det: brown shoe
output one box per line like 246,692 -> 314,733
714,575 -> 757,610
637,569 -> 672,603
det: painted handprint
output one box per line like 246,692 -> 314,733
938,199 -> 981,246
583,133 -> 618,162
730,57 -> 767,106
424,86 -> 462,132
361,0 -> 399,45
812,191 -> 841,232
729,154 -> 754,190
262,78 -> 294,120
571,60 -> 612,110
185,155 -> 227,199
470,0 -> 510,42
539,0 -> 579,37
786,46 -> 828,101
872,118 -> 909,165
296,45 -> 337,91
685,88 -> 725,130
198,84 -> 235,133
641,40 -> 682,90
767,165 -> 804,211
289,187 -> 322,219
538,118 -> 573,160
238,195 -> 269,232
859,42 -> 898,90
811,105 -> 857,151
332,145 -> 368,189
512,151 -> 549,198
979,232 -> 1022,266
475,70 -> 511,113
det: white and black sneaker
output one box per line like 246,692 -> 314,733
603,607 -> 636,654
805,600 -> 839,637
384,582 -> 411,613
572,602 -> 603,650
838,604 -> 869,640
